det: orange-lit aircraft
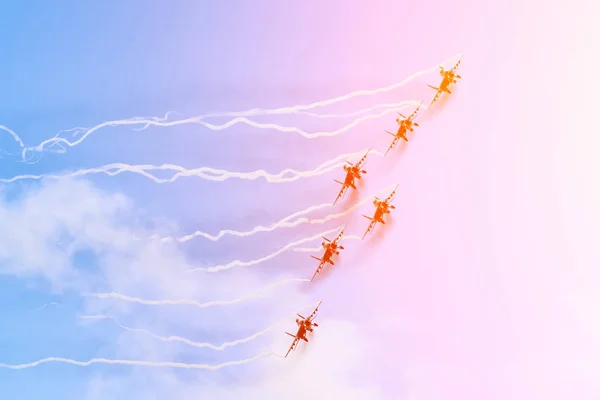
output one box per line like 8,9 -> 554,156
362,184 -> 398,239
428,57 -> 462,105
310,225 -> 346,281
384,102 -> 423,155
333,149 -> 370,205
285,301 -> 322,358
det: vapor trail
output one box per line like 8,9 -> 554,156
23,105 -> 419,156
0,148 -> 383,184
78,315 -> 107,320
0,104 -> 398,158
203,54 -> 459,117
158,183 -> 397,243
294,102 -> 418,118
12,54 -> 460,158
85,277 -> 310,308
0,352 -> 278,370
0,114 -> 176,158
0,125 -> 26,148
157,203 -> 331,243
292,235 -> 362,252
31,302 -> 61,312
187,227 -> 342,273
78,301 -> 321,351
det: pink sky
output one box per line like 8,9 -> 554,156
295,1 -> 600,398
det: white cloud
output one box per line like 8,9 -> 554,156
0,179 -> 131,290
86,319 -> 383,400
1,177 -> 387,400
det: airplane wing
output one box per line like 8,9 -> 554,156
306,300 -> 323,323
332,225 -> 346,245
438,56 -> 461,75
310,257 -> 327,281
384,184 -> 399,204
384,132 -> 399,156
449,57 -> 461,74
354,148 -> 370,169
407,101 -> 423,121
427,85 -> 443,106
333,178 -> 349,205
361,214 -> 377,239
285,333 -> 300,358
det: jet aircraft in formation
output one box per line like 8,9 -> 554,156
362,184 -> 398,239
428,58 -> 462,106
283,57 -> 462,358
285,301 -> 321,358
310,225 -> 346,281
385,102 -> 423,155
333,149 -> 369,205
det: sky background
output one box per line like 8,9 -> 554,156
1,0 -> 599,399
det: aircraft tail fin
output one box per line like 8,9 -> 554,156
311,255 -> 323,262
427,84 -> 439,91
334,180 -> 344,185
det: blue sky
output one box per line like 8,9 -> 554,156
1,2 -> 426,398
2,1 -> 599,399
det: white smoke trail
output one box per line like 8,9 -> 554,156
156,203 -> 331,243
85,277 -> 310,308
78,301 -> 321,351
158,183 -> 397,243
292,235 -> 362,252
0,148 -> 383,184
294,102 -> 419,118
199,54 -> 458,117
31,302 -> 61,312
187,227 -> 342,273
0,115 -> 176,159
0,352 -> 279,370
78,315 -> 107,320
129,111 -> 182,131
0,103 -> 401,159
23,105 -> 419,156
0,125 -> 26,148
11,54 -> 460,158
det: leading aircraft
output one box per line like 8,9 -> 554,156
285,301 -> 322,358
384,102 -> 422,156
362,185 -> 398,239
310,225 -> 346,281
427,57 -> 462,106
333,149 -> 370,205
